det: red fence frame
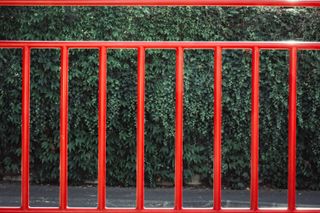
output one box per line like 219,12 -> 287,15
0,0 -> 320,6
0,1 -> 320,213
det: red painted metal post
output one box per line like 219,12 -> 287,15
136,46 -> 145,210
250,47 -> 260,210
288,47 -> 297,211
214,46 -> 222,210
175,47 -> 184,210
21,46 -> 30,210
60,46 -> 69,210
98,46 -> 107,210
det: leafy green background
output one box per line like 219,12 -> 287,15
0,7 -> 319,189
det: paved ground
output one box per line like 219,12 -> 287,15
1,182 -> 320,208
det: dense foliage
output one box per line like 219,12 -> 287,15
0,7 -> 319,189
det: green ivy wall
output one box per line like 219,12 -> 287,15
0,7 -> 319,189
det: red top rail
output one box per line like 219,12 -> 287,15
0,0 -> 320,6
0,41 -> 320,49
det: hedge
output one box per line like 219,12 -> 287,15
0,7 -> 319,189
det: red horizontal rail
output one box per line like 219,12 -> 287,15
1,208 -> 320,213
0,0 -> 319,6
0,41 -> 320,49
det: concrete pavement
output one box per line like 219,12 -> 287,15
1,182 -> 319,208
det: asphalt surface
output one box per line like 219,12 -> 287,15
1,182 -> 320,208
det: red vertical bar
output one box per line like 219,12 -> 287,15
288,47 -> 297,211
98,46 -> 107,210
60,46 -> 69,210
250,47 -> 260,210
136,46 -> 145,210
214,46 -> 222,210
175,47 -> 183,210
21,46 -> 30,210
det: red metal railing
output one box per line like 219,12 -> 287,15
0,0 -> 320,6
0,1 -> 320,213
